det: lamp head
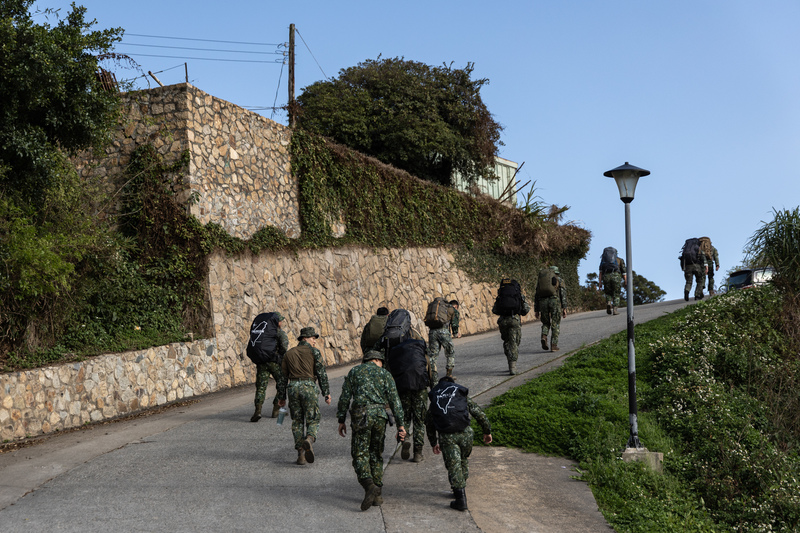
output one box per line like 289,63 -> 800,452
603,162 -> 650,203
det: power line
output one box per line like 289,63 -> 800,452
271,60 -> 286,120
119,42 -> 283,56
125,33 -> 283,47
296,28 -> 329,80
122,52 -> 284,64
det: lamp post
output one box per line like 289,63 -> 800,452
604,162 -> 650,450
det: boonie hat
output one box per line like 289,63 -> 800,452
298,326 -> 320,340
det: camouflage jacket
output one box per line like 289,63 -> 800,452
336,361 -> 404,425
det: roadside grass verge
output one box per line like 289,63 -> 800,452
484,286 -> 800,532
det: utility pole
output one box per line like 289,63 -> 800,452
288,23 -> 295,127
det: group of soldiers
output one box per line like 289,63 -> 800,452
680,236 -> 721,300
245,300 -> 490,513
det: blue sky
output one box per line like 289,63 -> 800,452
34,1 -> 800,301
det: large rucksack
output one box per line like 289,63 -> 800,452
428,381 -> 470,434
387,339 -> 429,391
360,314 -> 388,353
494,278 -> 522,316
698,236 -> 713,257
246,312 -> 281,364
424,297 -> 453,329
600,247 -> 620,274
383,309 -> 412,350
680,238 -> 701,266
535,268 -> 559,298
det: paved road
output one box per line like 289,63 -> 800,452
0,299 -> 693,532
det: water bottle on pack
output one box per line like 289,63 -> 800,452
276,406 -> 288,425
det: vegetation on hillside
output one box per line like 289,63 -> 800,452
296,57 -> 502,187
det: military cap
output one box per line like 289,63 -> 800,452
274,312 -> 285,322
550,266 -> 560,274
363,349 -> 385,362
297,326 -> 320,340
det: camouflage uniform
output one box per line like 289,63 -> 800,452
683,250 -> 708,300
428,327 -> 454,382
492,295 -> 531,366
534,270 -> 567,349
279,340 -> 330,451
253,328 -> 289,413
337,360 -> 404,487
599,255 -> 625,309
425,396 -> 491,490
450,307 -> 460,337
707,246 -> 720,293
399,388 -> 428,452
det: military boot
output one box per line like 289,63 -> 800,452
684,290 -> 690,302
302,435 -> 315,464
612,306 -> 619,316
372,486 -> 383,506
271,403 -> 280,418
541,335 -> 549,351
450,488 -> 468,511
509,360 -> 517,375
551,344 -> 560,352
401,441 -> 412,460
446,368 -> 453,378
411,447 -> 424,463
296,449 -> 307,465
359,478 -> 379,511
606,302 -> 612,315
250,402 -> 263,423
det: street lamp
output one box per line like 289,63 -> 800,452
604,162 -> 650,449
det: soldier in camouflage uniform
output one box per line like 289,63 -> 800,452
427,301 -> 456,382
278,327 -> 331,465
598,251 -> 626,316
425,376 -> 492,512
682,243 -> 708,301
492,294 -> 531,375
448,300 -> 461,338
251,312 -> 290,422
700,238 -> 721,295
534,266 -> 567,352
337,350 -> 406,511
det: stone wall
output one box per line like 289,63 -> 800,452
76,83 -> 299,240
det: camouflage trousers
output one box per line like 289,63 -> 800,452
399,389 -> 428,450
349,408 -> 389,486
497,315 -> 522,363
254,362 -> 283,408
539,297 -> 562,346
707,269 -> 716,292
439,426 -> 475,490
428,327 -> 455,382
287,380 -> 321,450
603,271 -> 624,307
684,264 -> 706,298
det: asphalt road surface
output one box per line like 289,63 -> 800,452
0,298 -> 694,533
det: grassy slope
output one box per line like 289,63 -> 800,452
484,287 -> 800,532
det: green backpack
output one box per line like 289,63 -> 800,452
535,268 -> 559,298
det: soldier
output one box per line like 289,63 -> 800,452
491,280 -> 531,375
278,327 -> 331,465
360,306 -> 389,355
386,338 -> 431,463
598,247 -> 626,316
426,376 -> 492,512
245,312 -> 289,422
425,297 -> 456,381
699,237 -> 721,295
534,266 -> 567,352
681,238 -> 708,301
448,300 -> 462,339
337,350 -> 406,511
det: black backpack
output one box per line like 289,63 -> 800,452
680,238 -> 701,266
387,339 -> 429,391
600,247 -> 620,274
246,312 -> 281,364
383,309 -> 412,349
424,297 -> 452,329
494,278 -> 522,316
428,381 -> 470,434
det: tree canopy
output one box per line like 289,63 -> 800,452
0,0 -> 121,205
296,57 -> 503,187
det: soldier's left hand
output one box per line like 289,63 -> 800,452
397,427 -> 407,441
432,444 -> 441,455
562,309 -> 567,318
324,395 -> 332,405
338,423 -> 347,437
483,434 -> 492,444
